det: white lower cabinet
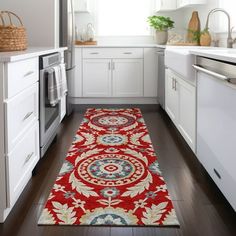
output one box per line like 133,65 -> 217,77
74,47 -> 157,102
83,59 -> 111,97
82,58 -> 144,97
0,56 -> 40,222
7,122 -> 39,207
112,59 -> 143,97
165,69 -> 196,152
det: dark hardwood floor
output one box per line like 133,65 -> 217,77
0,105 -> 235,236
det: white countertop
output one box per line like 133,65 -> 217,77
75,43 -> 166,48
0,47 -> 67,62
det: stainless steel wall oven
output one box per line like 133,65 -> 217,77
39,53 -> 61,157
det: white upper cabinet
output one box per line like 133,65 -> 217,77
177,0 -> 206,8
74,0 -> 90,12
156,0 -> 177,12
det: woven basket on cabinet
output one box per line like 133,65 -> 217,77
0,11 -> 27,52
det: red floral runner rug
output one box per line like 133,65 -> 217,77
38,108 -> 179,226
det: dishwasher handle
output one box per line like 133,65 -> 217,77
192,64 -> 229,82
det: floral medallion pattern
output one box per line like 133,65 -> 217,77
38,108 -> 179,226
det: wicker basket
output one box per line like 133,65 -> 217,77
0,11 -> 27,52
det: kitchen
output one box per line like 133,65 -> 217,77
0,0 -> 236,235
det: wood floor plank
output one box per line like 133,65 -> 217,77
110,227 -> 133,236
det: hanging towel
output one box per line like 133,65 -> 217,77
47,67 -> 60,106
59,63 -> 68,96
52,65 -> 62,98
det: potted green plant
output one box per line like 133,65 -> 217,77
147,15 -> 174,45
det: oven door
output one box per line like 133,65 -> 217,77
39,69 -> 60,156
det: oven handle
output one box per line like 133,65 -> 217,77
192,64 -> 229,82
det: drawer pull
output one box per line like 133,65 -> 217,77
24,152 -> 34,166
23,71 -> 34,78
90,52 -> 99,55
214,168 -> 222,179
22,111 -> 34,121
123,52 -> 132,54
172,78 -> 175,89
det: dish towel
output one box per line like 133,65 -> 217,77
47,66 -> 60,106
59,63 -> 68,96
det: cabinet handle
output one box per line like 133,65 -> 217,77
22,111 -> 34,122
108,62 -> 111,70
112,62 -> 115,70
214,168 -> 222,180
174,79 -> 177,91
172,78 -> 175,89
23,71 -> 34,78
123,52 -> 132,55
90,52 -> 99,55
23,152 -> 34,166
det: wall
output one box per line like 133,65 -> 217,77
0,0 -> 59,47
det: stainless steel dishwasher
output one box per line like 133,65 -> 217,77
193,57 -> 236,211
157,48 -> 165,109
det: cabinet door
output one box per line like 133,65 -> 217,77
112,59 -> 143,97
83,59 -> 112,97
156,0 -> 176,11
165,69 -> 178,123
177,77 -> 196,151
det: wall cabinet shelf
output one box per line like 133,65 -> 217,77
156,0 -> 177,12
177,0 -> 206,8
156,0 -> 206,12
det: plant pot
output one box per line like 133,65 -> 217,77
156,30 -> 168,45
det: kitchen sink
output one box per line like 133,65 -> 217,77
165,47 -> 196,82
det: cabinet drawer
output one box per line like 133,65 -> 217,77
6,57 -> 39,98
199,148 -> 236,210
6,122 -> 39,207
83,48 -> 144,59
5,83 -> 39,152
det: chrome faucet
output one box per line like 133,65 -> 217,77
205,8 -> 233,48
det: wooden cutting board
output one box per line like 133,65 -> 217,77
187,11 -> 200,43
75,41 -> 97,45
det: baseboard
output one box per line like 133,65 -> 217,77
71,97 -> 159,105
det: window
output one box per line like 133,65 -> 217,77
93,0 -> 154,36
218,0 -> 236,32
